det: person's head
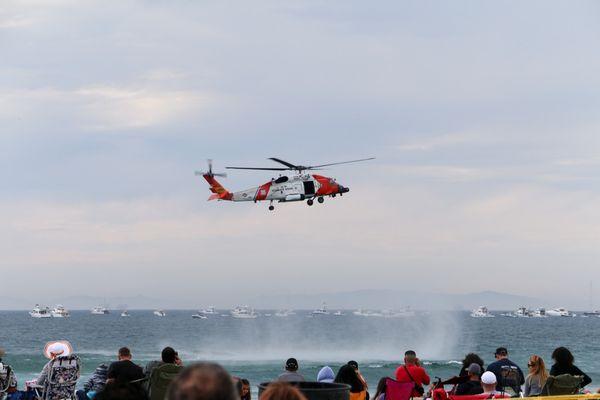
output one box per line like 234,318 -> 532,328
462,353 -> 484,372
260,382 -> 307,400
551,347 -> 574,367
527,355 -> 548,385
96,381 -> 148,400
44,341 -> 73,360
118,347 -> 132,361
241,379 -> 250,400
334,364 -> 364,393
285,358 -> 299,372
168,362 -> 238,400
373,377 -> 388,399
347,360 -> 359,370
467,363 -> 482,381
162,347 -> 177,364
481,371 -> 497,393
404,350 -> 417,365
494,347 -> 508,360
317,366 -> 335,383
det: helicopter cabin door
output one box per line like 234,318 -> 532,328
303,180 -> 315,196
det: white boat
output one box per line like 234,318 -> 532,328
312,302 -> 329,315
91,306 -> 109,315
199,306 -> 217,315
275,309 -> 292,317
470,306 -> 494,318
51,305 -> 70,318
546,307 -> 574,317
29,304 -> 52,318
582,310 -> 600,317
192,313 -> 208,319
532,308 -> 547,318
514,307 -> 532,318
120,310 -> 130,317
231,306 -> 258,319
333,310 -> 344,316
153,310 -> 167,317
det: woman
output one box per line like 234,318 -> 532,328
372,377 -> 387,400
260,382 -> 307,400
459,353 -> 484,377
524,355 -> 548,397
240,378 -> 251,400
335,364 -> 367,400
35,341 -> 74,387
550,347 -> 592,388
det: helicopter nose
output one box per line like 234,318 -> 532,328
338,185 -> 350,194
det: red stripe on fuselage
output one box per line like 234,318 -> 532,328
313,174 -> 337,195
254,181 -> 272,201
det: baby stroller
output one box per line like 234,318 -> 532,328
37,355 -> 81,400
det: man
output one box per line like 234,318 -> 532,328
277,358 -> 305,382
486,347 -> 524,393
144,347 -> 182,378
481,371 -> 511,397
168,363 -> 238,400
395,350 -> 430,398
455,363 -> 483,395
107,347 -> 144,384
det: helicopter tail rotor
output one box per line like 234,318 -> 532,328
195,159 -> 227,178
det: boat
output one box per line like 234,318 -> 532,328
91,306 -> 109,315
532,308 -> 547,318
311,302 -> 329,315
231,306 -> 258,319
470,306 -> 494,318
199,306 -> 218,315
29,304 -> 52,318
153,310 -> 167,317
333,310 -> 344,316
50,305 -> 70,318
120,310 -> 130,317
514,307 -> 532,318
546,307 -> 574,317
274,309 -> 292,317
582,310 -> 600,317
192,313 -> 208,319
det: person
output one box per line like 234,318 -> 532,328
277,358 -> 305,382
524,355 -> 548,397
335,364 -> 367,400
549,347 -> 592,388
317,366 -> 335,383
481,371 -> 500,395
240,378 -> 250,400
485,347 -> 524,393
372,378 -> 387,400
35,341 -> 74,388
459,353 -> 484,377
144,347 -> 182,378
167,362 -> 238,400
395,350 -> 430,398
0,347 -> 17,394
348,361 -> 368,392
95,380 -> 148,400
455,363 -> 483,395
259,382 -> 307,400
76,363 -> 108,400
106,347 -> 144,384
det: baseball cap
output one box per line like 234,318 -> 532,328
494,347 -> 508,356
481,371 -> 497,385
286,358 -> 298,370
467,363 -> 481,375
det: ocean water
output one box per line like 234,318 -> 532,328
1,310 -> 599,395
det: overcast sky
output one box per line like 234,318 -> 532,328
1,1 -> 599,309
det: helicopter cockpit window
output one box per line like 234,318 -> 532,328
274,176 -> 289,184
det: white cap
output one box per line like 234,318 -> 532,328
481,371 -> 497,385
43,341 -> 73,359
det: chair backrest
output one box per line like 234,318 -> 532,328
0,363 -> 16,394
44,355 -> 81,400
385,378 -> 413,400
541,374 -> 583,396
499,366 -> 520,395
148,363 -> 183,400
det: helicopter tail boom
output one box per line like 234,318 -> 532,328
203,174 -> 233,201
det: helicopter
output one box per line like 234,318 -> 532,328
196,157 -> 374,211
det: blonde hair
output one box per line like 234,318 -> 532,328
527,355 -> 549,387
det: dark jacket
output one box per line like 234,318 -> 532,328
84,364 -> 109,392
486,358 -> 525,392
550,364 -> 592,387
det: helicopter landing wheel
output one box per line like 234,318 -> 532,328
268,205 -> 274,211
307,199 -> 314,206
317,197 -> 324,204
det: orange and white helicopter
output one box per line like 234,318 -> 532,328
196,157 -> 374,211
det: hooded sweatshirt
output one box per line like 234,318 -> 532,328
84,364 -> 109,392
317,366 -> 335,383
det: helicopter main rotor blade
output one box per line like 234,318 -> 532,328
308,157 -> 375,169
268,158 -> 299,169
226,166 -> 290,171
